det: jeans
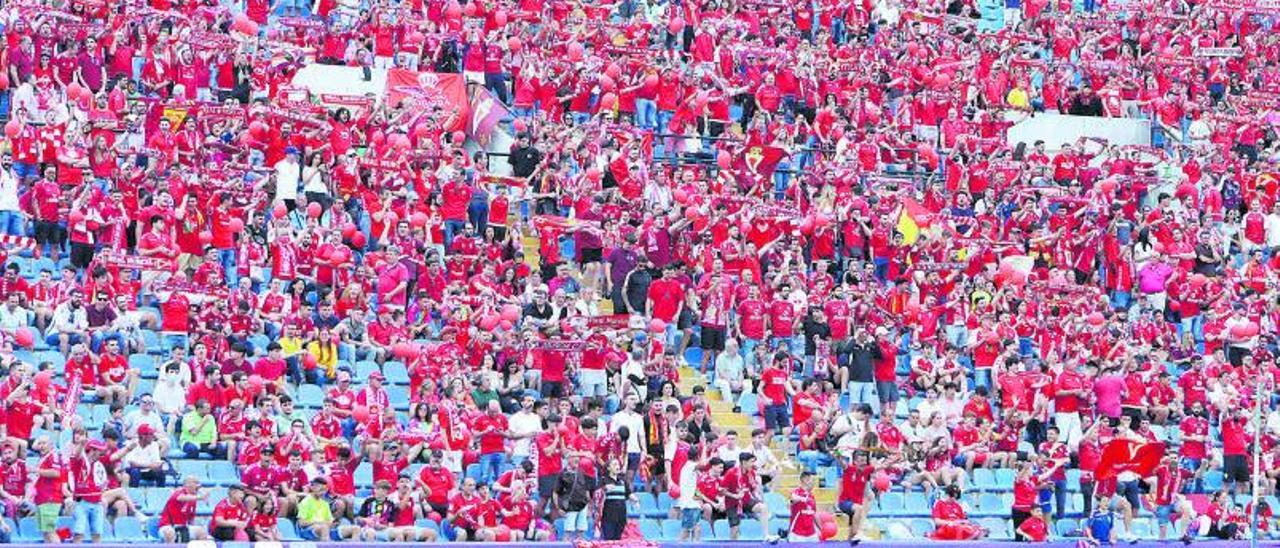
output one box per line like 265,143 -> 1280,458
478,452 -> 504,485
0,211 -> 24,236
848,381 -> 879,414
183,441 -> 226,460
467,200 -> 489,234
127,466 -> 166,487
635,99 -> 658,130
218,248 -> 238,287
73,502 -> 107,538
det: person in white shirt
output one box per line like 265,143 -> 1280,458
0,293 -> 30,330
0,152 -> 23,235
714,430 -> 744,464
273,147 -> 302,209
507,395 -> 542,464
610,394 -> 647,484
47,290 -> 89,354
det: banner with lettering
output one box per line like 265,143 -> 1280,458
384,69 -> 469,132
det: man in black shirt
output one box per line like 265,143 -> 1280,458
508,133 -> 543,178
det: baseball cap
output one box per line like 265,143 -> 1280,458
137,424 -> 155,436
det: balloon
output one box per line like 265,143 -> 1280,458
585,168 -> 602,182
500,304 -> 521,323
499,319 -> 513,331
247,374 -> 264,393
12,328 -> 33,348
672,189 -> 689,204
649,319 -> 665,333
451,130 -> 466,145
818,516 -> 838,541
341,223 -> 358,240
566,42 -> 584,62
716,150 -> 732,169
872,472 -> 891,492
427,511 -> 443,523
352,404 -> 371,423
598,74 -> 616,93
228,218 -> 245,233
932,73 -> 952,89
478,315 -> 501,331
494,10 -> 509,26
667,485 -> 680,499
198,231 -> 213,246
598,92 -> 618,110
507,37 -> 522,52
66,83 -> 86,103
272,203 -> 288,219
0,73 -> 9,91
370,130 -> 386,146
303,353 -> 318,369
307,202 -> 323,218
392,342 -> 421,359
350,232 -> 367,249
33,370 -> 52,391
644,74 -> 659,88
668,18 -> 685,34
1086,311 -> 1105,326
605,63 -> 622,81
512,118 -> 527,132
463,2 -> 477,16
3,120 -> 18,139
232,15 -> 258,36
411,212 -> 429,228
445,2 -> 462,19
493,525 -> 512,542
1190,273 -> 1207,287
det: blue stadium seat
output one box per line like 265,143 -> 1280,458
737,393 -> 758,416
994,469 -> 1016,489
172,459 -> 205,478
387,386 -> 410,411
278,520 -> 302,541
1066,469 -> 1081,491
354,462 -> 373,488
764,492 -> 789,518
659,519 -> 682,541
138,329 -> 162,353
712,519 -> 730,539
978,493 -> 1005,516
464,464 -> 483,483
248,334 -> 271,354
636,492 -> 662,518
384,361 -> 410,384
355,360 -> 380,381
639,519 -> 661,540
973,468 -> 996,491
208,461 -> 238,486
198,488 -> 226,514
876,492 -> 904,514
1055,518 -> 1079,537
821,466 -> 840,489
111,516 -> 146,541
656,492 -> 674,512
16,517 -> 37,542
903,492 -> 930,515
1131,518 -> 1153,539
980,518 -> 1010,539
129,354 -> 156,378
297,384 -> 325,408
738,519 -> 764,541
907,518 -> 933,537
1203,470 -> 1224,492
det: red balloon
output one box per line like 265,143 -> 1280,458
478,315 -> 501,331
818,515 -> 838,541
512,118 -> 528,132
3,120 -> 19,139
307,202 -> 323,219
451,130 -> 466,145
1086,311 -> 1105,326
672,189 -> 689,204
232,15 -> 258,36
667,485 -> 680,499
463,2 -> 477,16
566,42 -> 584,61
649,319 -> 665,333
370,130 -> 386,146
598,92 -> 618,110
494,10 -> 509,26
500,304 -> 521,323
12,328 -> 33,349
493,525 -> 512,543
0,73 -> 9,91
716,150 -> 732,169
411,212 -> 429,227
198,231 -> 213,246
352,404 -> 371,423
228,218 -> 245,233
644,73 -> 659,88
427,512 -> 443,523
445,2 -> 462,19
341,223 -> 358,240
598,74 -> 617,93
499,319 -> 514,331
350,232 -> 367,249
507,37 -> 522,52
605,63 -> 622,81
668,18 -> 685,34
303,353 -> 318,370
392,342 -> 421,359
872,472 -> 891,492
584,168 -> 602,182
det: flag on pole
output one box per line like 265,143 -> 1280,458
1094,439 -> 1166,481
896,198 -> 931,245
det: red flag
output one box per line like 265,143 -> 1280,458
1094,439 -> 1166,481
734,145 -> 788,187
383,69 -> 469,132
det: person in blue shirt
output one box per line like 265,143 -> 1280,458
1084,495 -> 1117,546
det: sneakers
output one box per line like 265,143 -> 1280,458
1122,532 -> 1138,544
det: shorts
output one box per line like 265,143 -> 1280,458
299,525 -> 340,541
1224,454 -> 1250,483
837,500 -> 858,515
763,404 -> 789,431
541,380 -> 566,399
563,509 -> 590,532
1155,503 -> 1175,522
537,475 -> 560,500
680,507 -> 701,530
578,368 -> 607,398
73,502 -> 106,538
579,247 -> 603,264
700,326 -> 726,352
876,380 -> 899,403
37,503 -> 61,533
33,220 -> 60,246
626,452 -> 641,472
726,506 -> 743,527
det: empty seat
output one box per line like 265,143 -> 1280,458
738,518 -> 764,541
712,519 -> 730,539
355,360 -> 379,381
972,468 -> 996,490
297,385 -> 325,408
994,469 -> 1016,489
111,516 -> 146,541
208,461 -> 239,485
764,492 -> 789,518
907,518 -> 933,537
638,519 -> 661,539
876,492 -> 904,514
635,492 -> 661,518
384,361 -> 410,384
903,492 -> 930,515
659,519 -> 683,541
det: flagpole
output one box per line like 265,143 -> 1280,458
1250,376 -> 1265,548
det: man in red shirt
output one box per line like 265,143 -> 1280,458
210,485 -> 250,541
788,471 -> 819,541
474,400 -> 509,485
760,353 -> 796,438
157,476 -> 210,543
69,439 -> 109,543
95,338 -> 135,406
417,449 -> 456,517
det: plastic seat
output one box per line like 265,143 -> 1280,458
464,463 -> 484,483
994,469 -> 1016,489
355,361 -> 380,381
172,460 -> 205,478
1203,470 -> 1224,492
384,361 -> 410,384
639,519 -> 661,539
907,518 -> 933,537
138,329 -> 162,353
354,462 -> 374,488
1131,518 -> 1153,539
738,518 -> 764,540
876,492 -> 904,514
712,519 -> 730,539
129,354 -> 157,378
277,520 -> 301,541
737,393 -> 758,416
387,386 -> 410,410
764,492 -> 789,518
972,468 -> 996,490
16,517 -> 37,542
1065,469 -> 1081,491
112,516 -> 145,541
979,518 -> 1010,539
659,519 -> 682,541
903,492 -> 930,515
978,493 -> 1005,516
208,461 -> 239,485
636,492 -> 661,518
656,492 -> 674,512
1056,518 -> 1079,537
297,385 -> 325,408
198,487 -> 226,513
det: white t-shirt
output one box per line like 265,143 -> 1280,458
274,159 -> 301,201
611,411 -> 646,454
509,411 -> 541,457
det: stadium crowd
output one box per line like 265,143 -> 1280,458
0,0 -> 1277,544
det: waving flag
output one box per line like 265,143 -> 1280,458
1094,439 -> 1166,481
734,145 -> 788,188
896,198 -> 931,245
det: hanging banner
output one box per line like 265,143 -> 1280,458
384,69 -> 469,132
